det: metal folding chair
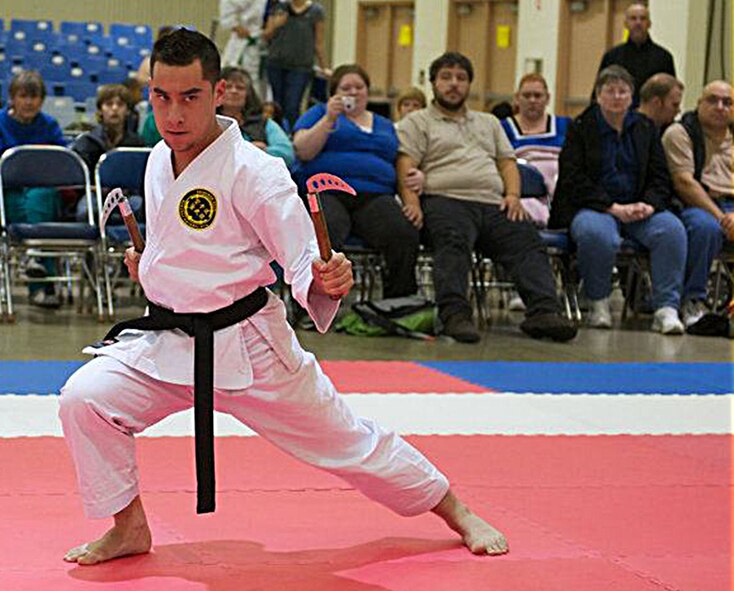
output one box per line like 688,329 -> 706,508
95,147 -> 151,318
0,145 -> 103,321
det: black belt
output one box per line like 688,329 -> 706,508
103,286 -> 268,513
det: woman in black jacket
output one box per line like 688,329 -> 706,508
549,66 -> 687,334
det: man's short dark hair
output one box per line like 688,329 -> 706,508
594,65 -> 635,96
150,28 -> 220,86
429,52 -> 474,83
639,73 -> 684,103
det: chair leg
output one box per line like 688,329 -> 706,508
1,243 -> 14,322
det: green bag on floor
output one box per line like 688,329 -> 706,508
336,296 -> 436,340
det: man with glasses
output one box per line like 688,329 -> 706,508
662,80 -> 734,327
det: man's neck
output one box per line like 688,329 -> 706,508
433,100 -> 466,120
636,105 -> 658,127
701,121 -> 730,143
173,122 -> 223,178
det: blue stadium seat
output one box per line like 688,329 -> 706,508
96,68 -> 129,85
59,21 -> 105,44
9,19 -> 54,44
109,23 -> 153,48
64,80 -> 98,102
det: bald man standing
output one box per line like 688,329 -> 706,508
594,3 -> 676,106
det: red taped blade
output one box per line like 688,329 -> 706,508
306,173 -> 357,196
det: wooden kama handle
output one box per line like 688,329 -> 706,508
123,213 -> 146,253
307,193 -> 332,261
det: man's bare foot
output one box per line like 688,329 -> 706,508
431,489 -> 508,555
64,496 -> 152,565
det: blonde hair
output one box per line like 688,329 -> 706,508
396,86 -> 427,110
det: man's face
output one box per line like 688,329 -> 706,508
149,59 -> 225,155
516,80 -> 549,121
597,80 -> 633,118
100,96 -> 129,128
656,86 -> 683,126
625,5 -> 651,44
432,65 -> 471,112
697,82 -> 734,130
10,91 -> 43,124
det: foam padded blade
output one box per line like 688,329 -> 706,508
306,173 -> 357,196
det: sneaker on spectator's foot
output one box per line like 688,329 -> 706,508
520,312 -> 577,342
508,291 -> 526,312
25,258 -> 47,279
652,306 -> 684,335
442,314 -> 481,343
588,297 -> 612,328
682,299 -> 707,328
30,290 -> 61,309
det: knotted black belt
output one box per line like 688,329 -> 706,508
103,286 -> 268,513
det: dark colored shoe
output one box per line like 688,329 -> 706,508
25,258 -> 47,279
30,290 -> 62,309
442,314 -> 481,343
520,312 -> 577,342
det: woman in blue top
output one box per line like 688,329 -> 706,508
292,64 -> 419,298
217,66 -> 294,167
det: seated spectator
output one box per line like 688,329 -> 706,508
292,64 -> 419,299
262,99 -> 287,131
662,80 -> 734,327
217,66 -> 294,167
71,84 -> 146,174
121,77 -> 147,135
396,86 -> 427,120
71,84 -> 146,221
501,73 -> 572,227
141,109 -> 162,147
397,52 -> 576,344
638,73 -> 684,129
550,65 -> 687,334
0,70 -> 66,308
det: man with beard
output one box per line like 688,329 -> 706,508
593,3 -> 675,106
396,52 -> 576,344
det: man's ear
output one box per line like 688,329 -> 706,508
214,79 -> 226,107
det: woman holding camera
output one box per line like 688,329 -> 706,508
292,64 -> 420,298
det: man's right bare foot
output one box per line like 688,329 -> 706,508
64,522 -> 152,565
64,495 -> 152,565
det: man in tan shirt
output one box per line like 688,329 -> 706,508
662,80 -> 734,326
396,52 -> 576,344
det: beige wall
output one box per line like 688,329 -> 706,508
516,0 -> 560,95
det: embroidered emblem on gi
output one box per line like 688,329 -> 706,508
179,188 -> 217,230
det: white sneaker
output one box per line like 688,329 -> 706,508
681,300 -> 707,328
508,291 -> 526,311
588,297 -> 612,328
652,306 -> 684,335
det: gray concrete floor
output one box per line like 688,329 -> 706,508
0,289 -> 730,363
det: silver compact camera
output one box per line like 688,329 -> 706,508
341,95 -> 356,112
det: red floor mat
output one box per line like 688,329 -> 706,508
0,435 -> 729,591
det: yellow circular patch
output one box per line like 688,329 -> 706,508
179,188 -> 217,230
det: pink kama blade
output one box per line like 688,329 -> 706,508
306,173 -> 357,196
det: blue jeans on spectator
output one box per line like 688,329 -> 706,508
267,65 -> 312,130
679,200 -> 733,301
570,209 -> 686,309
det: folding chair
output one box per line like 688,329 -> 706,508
95,147 -> 151,318
0,145 -> 103,322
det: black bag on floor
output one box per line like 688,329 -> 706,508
336,295 -> 436,340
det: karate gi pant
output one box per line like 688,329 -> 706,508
59,321 -> 449,519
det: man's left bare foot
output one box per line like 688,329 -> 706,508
432,489 -> 509,555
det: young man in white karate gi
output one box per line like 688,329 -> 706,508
60,29 -> 508,565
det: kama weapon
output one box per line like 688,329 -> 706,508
100,188 -> 146,252
305,173 -> 356,261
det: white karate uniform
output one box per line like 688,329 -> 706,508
59,117 -> 449,519
219,0 -> 267,86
